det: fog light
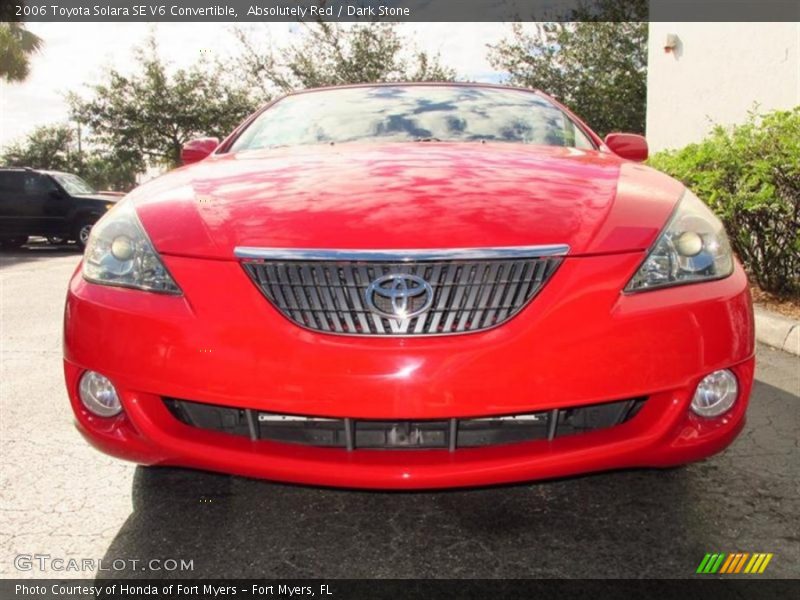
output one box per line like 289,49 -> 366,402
691,369 -> 738,418
78,371 -> 121,417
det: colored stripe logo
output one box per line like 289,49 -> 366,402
697,553 -> 773,574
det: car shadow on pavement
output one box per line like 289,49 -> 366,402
102,466 -> 700,579
98,377 -> 799,580
0,243 -> 81,269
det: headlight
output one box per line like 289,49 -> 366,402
82,201 -> 181,294
625,190 -> 733,292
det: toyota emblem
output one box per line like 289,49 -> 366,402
365,274 -> 434,320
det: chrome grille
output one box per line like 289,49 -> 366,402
239,249 -> 564,336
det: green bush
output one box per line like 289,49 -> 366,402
649,108 -> 800,297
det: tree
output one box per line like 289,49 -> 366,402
233,21 -> 456,97
1,124 -> 76,171
70,38 -> 257,169
79,150 -> 141,192
0,22 -> 43,83
0,123 -> 140,191
488,1 -> 648,136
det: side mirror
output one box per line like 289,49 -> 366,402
604,133 -> 648,162
181,137 -> 220,165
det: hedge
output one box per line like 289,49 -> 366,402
649,107 -> 800,297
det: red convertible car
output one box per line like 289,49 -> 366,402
63,84 -> 754,489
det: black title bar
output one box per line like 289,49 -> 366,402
2,579 -> 800,600
2,0 -> 800,22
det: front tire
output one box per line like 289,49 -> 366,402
0,237 -> 28,250
74,218 -> 96,251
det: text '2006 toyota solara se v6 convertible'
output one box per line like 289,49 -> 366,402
63,84 -> 754,489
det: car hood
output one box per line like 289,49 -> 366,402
130,143 -> 683,260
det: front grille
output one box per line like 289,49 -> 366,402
164,397 -> 646,451
241,256 -> 562,336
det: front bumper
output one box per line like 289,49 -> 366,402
63,252 -> 755,489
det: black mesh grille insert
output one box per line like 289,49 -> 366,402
241,258 -> 562,336
164,397 -> 647,451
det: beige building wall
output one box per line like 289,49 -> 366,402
646,22 -> 800,152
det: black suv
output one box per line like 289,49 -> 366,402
0,168 -> 121,250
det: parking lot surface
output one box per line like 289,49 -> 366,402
1,244 -> 798,579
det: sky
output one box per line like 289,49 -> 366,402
0,22 -> 511,148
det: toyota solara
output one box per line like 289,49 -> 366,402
63,84 -> 754,489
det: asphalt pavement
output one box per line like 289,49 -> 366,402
1,243 -> 798,579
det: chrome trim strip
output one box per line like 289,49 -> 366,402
234,244 -> 570,262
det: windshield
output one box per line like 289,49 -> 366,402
229,86 -> 595,152
51,172 -> 96,195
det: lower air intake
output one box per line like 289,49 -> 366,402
164,397 -> 646,452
